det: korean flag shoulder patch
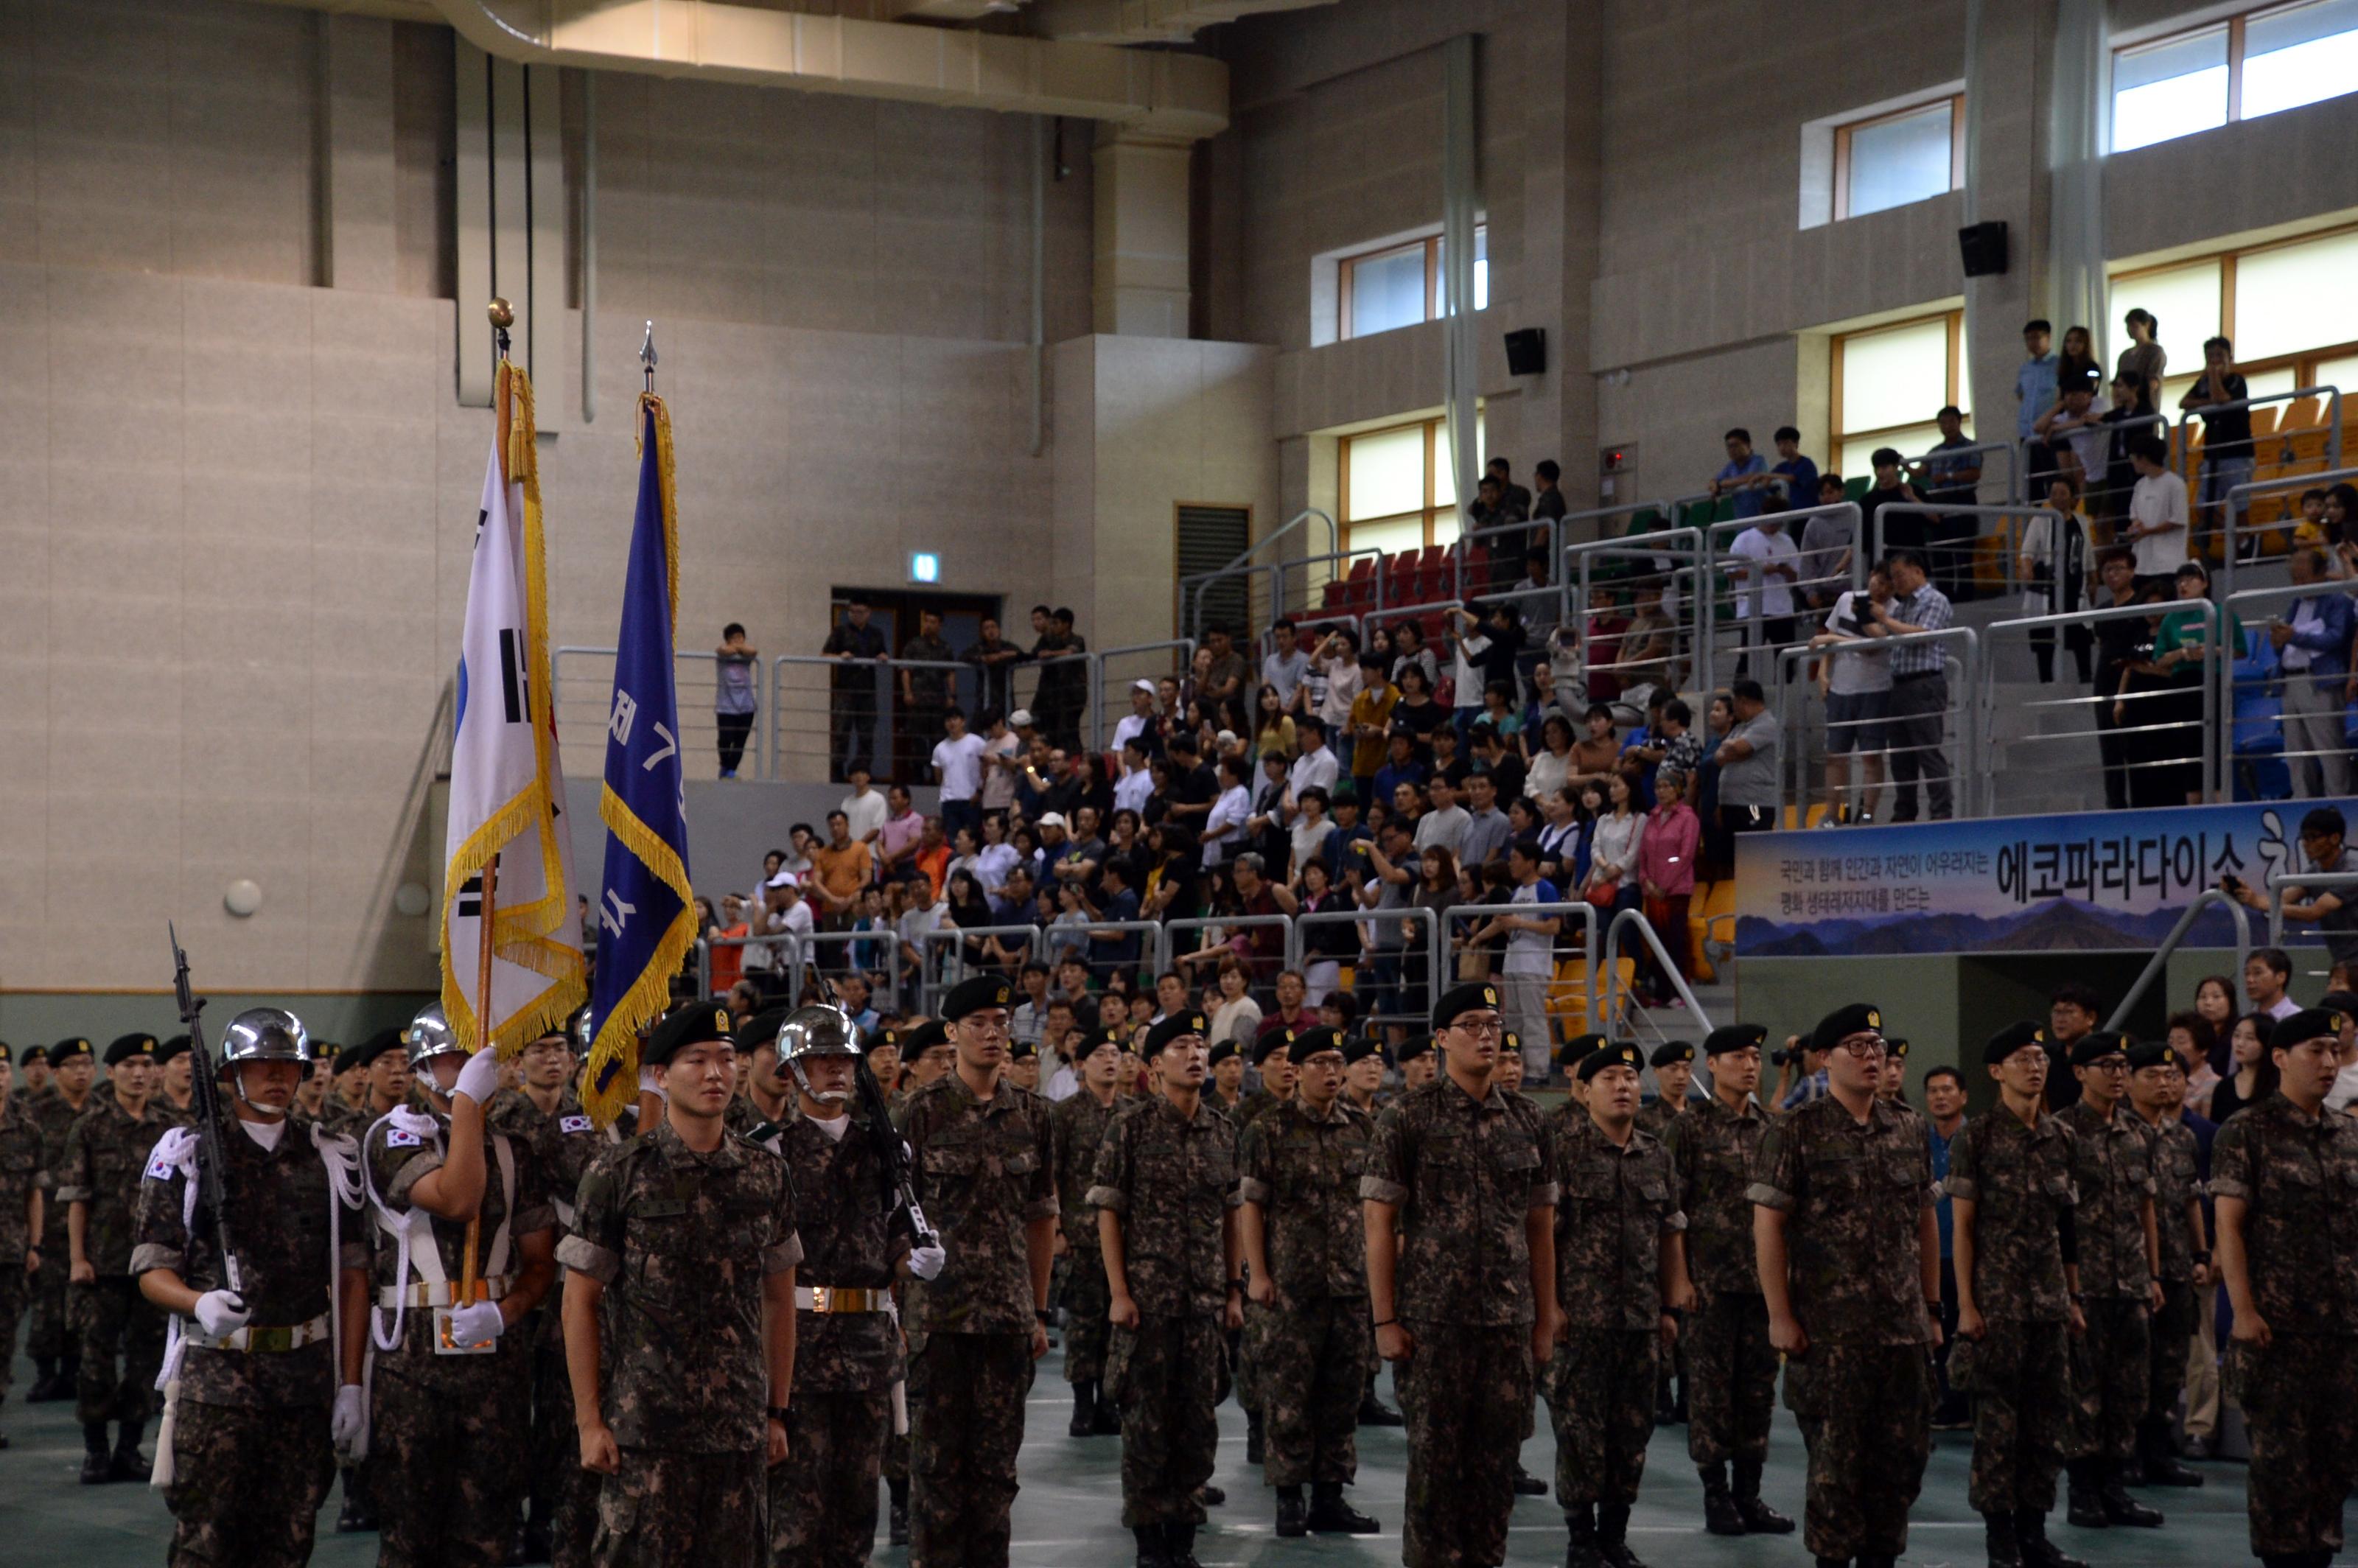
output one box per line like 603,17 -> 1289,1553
385,1128 -> 422,1149
559,1114 -> 593,1135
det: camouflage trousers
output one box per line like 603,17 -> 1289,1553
592,1446 -> 767,1566
71,1275 -> 164,1427
2067,1295 -> 2148,1462
1686,1290 -> 1777,1468
1954,1317 -> 2068,1515
373,1359 -> 531,1568
162,1397 -> 335,1568
26,1214 -> 69,1359
0,1263 -> 24,1401
770,1385 -> 892,1567
2227,1332 -> 2358,1557
1108,1313 -> 1225,1527
521,1298 -> 601,1567
1544,1326 -> 1657,1511
1060,1247 -> 1110,1386
1396,1317 -> 1535,1568
907,1331 -> 1035,1568
1784,1342 -> 1933,1562
1255,1294 -> 1368,1488
2147,1278 -> 2198,1424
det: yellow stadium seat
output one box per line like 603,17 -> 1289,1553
1550,953 -> 1638,1032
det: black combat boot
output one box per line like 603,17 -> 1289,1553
888,1477 -> 909,1545
1164,1522 -> 1203,1568
335,1470 -> 377,1534
79,1423 -> 111,1485
2138,1417 -> 2203,1486
2064,1460 -> 2107,1528
1358,1383 -> 1404,1426
1732,1458 -> 1794,1533
1070,1379 -> 1097,1438
1562,1503 -> 1604,1568
108,1420 -> 149,1483
1197,1483 -> 1225,1506
1981,1511 -> 2022,1568
1091,1383 -> 1124,1435
1598,1503 -> 1648,1568
1275,1485 -> 1308,1538
1701,1463 -> 1743,1536
1514,1462 -> 1549,1495
1306,1480 -> 1378,1533
2016,1511 -> 2088,1568
2097,1460 -> 2162,1527
1131,1525 -> 1169,1567
24,1357 -> 62,1402
1245,1407 -> 1265,1465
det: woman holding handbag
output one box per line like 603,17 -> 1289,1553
1583,773 -> 1642,912
1637,769 -> 1701,1007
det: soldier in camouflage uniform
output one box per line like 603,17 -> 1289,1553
1638,1040 -> 1695,1427
1092,1009 -> 1243,1567
896,974 -> 1059,1568
130,1008 -> 370,1567
1750,1002 -> 1940,1568
62,1032 -> 174,1483
1945,1021 -> 2087,1568
755,1004 -> 932,1568
26,1037 -> 96,1404
1547,1040 -> 1693,1568
1238,1024 -> 1379,1539
364,1005 -> 557,1567
559,1002 -> 799,1566
0,1043 -> 47,1448
1054,1027 -> 1127,1437
1361,981 -> 1561,1568
1208,1038 -> 1248,1120
1395,1034 -> 1436,1091
1665,1023 -> 1794,1536
1491,1035 -> 1553,1497
2123,1038 -> 2208,1490
2214,1007 -> 2358,1568
1340,1035 -> 1403,1429
1238,1033 -> 1298,1128
2055,1030 -> 2165,1530
151,1035 -> 199,1127
881,1018 -> 950,1544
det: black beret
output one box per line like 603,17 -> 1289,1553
2321,990 -> 2358,1018
1704,1023 -> 1768,1057
1207,1040 -> 1239,1069
1557,1032 -> 1608,1071
1144,1012 -> 1209,1057
49,1036 -> 94,1068
1432,981 -> 1504,1031
1342,1035 -> 1383,1067
641,1001 -> 736,1069
2271,1008 -> 2343,1050
1579,1040 -> 1648,1082
1810,1004 -> 1883,1053
1984,1021 -> 2044,1065
1251,1029 -> 1293,1067
154,1035 -> 192,1067
0,1042 -> 10,1065
105,1032 -> 160,1067
1288,1026 -> 1347,1060
332,1043 -> 365,1076
2125,1040 -> 2177,1072
735,1008 -> 790,1053
1396,1035 -> 1434,1064
1650,1040 -> 1696,1068
355,1028 -> 405,1068
1007,1037 -> 1037,1062
867,1026 -> 903,1054
1078,1027 -> 1124,1057
2068,1030 -> 2132,1068
904,1021 -> 951,1055
1885,1037 -> 1910,1061
942,974 -> 1016,1021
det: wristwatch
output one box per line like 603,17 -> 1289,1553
766,1405 -> 791,1424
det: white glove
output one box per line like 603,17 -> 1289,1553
907,1243 -> 948,1281
331,1384 -> 368,1457
448,1301 -> 507,1347
639,1065 -> 668,1103
452,1048 -> 503,1105
192,1289 -> 250,1337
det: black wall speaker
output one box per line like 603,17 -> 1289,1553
1504,328 -> 1547,377
1959,220 -> 2009,277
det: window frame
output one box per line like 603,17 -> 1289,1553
2110,220 -> 2358,405
1828,308 -> 1969,471
2112,0 -> 2358,150
1339,416 -> 1462,555
1336,225 -> 1489,342
1830,94 -> 1965,223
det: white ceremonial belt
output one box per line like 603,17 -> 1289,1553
186,1313 -> 334,1353
378,1273 -> 517,1309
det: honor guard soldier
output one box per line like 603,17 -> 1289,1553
2123,1038 -> 2208,1489
559,1001 -> 800,1564
132,1008 -> 369,1567
1237,1024 -> 1380,1539
755,1003 -> 937,1568
363,1004 -> 556,1567
1362,981 -> 1561,1568
26,1037 -> 99,1404
1665,1022 -> 1794,1537
1751,1002 -> 1941,1568
2214,1007 -> 2358,1568
895,973 -> 1059,1568
1946,1022 -> 2087,1568
1053,1027 -> 1127,1438
62,1031 -> 173,1483
1548,1040 -> 1694,1568
2056,1029 -> 2165,1530
0,1042 -> 45,1448
1092,1009 -> 1244,1567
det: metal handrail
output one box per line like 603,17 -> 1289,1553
1698,502 -> 1867,689
1438,898 -> 1605,1035
1873,503 -> 2063,599
1602,906 -> 1715,1032
1176,508 -> 1338,638
2222,464 -> 2358,607
1289,905 -> 1441,1027
914,922 -> 1050,1017
1979,599 -> 2219,809
699,929 -> 810,1004
2220,581 -> 2357,786
1568,525 -> 1708,696
1899,437 -> 2020,506
2264,869 -> 2358,950
2103,888 -> 2250,1034
2176,382 -> 2344,483
1778,625 -> 1981,819
554,644 -> 748,778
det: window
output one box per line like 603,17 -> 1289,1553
1830,311 -> 1970,477
1339,413 -> 1486,556
1834,97 -> 1963,220
1338,227 -> 1488,340
2113,0 -> 2358,152
2112,225 -> 2358,415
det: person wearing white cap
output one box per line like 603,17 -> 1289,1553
1112,679 -> 1161,757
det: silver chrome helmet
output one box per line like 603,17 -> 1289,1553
405,1004 -> 465,1068
567,1006 -> 594,1055
778,1004 -> 861,1101
220,1007 -> 311,1065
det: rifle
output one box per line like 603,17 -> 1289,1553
855,1057 -> 937,1253
167,924 -> 242,1296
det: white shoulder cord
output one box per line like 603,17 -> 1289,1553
363,1107 -> 444,1354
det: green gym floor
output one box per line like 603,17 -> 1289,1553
3,1343 -> 2263,1566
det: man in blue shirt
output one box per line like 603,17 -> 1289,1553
2014,319 -> 2057,447
1709,427 -> 1771,519
2271,548 -> 2356,797
1923,1065 -> 1969,1428
1769,426 -> 1819,514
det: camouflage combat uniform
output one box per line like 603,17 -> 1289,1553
896,1072 -> 1058,1568
1665,1092 -> 1778,1475
757,1107 -> 906,1567
60,1095 -> 173,1429
1089,1093 -> 1240,1528
27,1090 -> 92,1376
1634,1096 -> 1684,1142
1236,1095 -> 1372,1488
2211,1092 -> 2358,1558
1749,1094 -> 1937,1564
133,1117 -> 366,1567
1547,1110 -> 1682,1513
2135,1108 -> 2203,1432
1050,1087 -> 1121,1389
1360,1077 -> 1558,1568
0,1095 -> 44,1412
365,1106 -> 552,1567
2057,1097 -> 2155,1466
1942,1105 -> 2076,1516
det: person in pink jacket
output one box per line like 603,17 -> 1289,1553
1637,769 -> 1701,1006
